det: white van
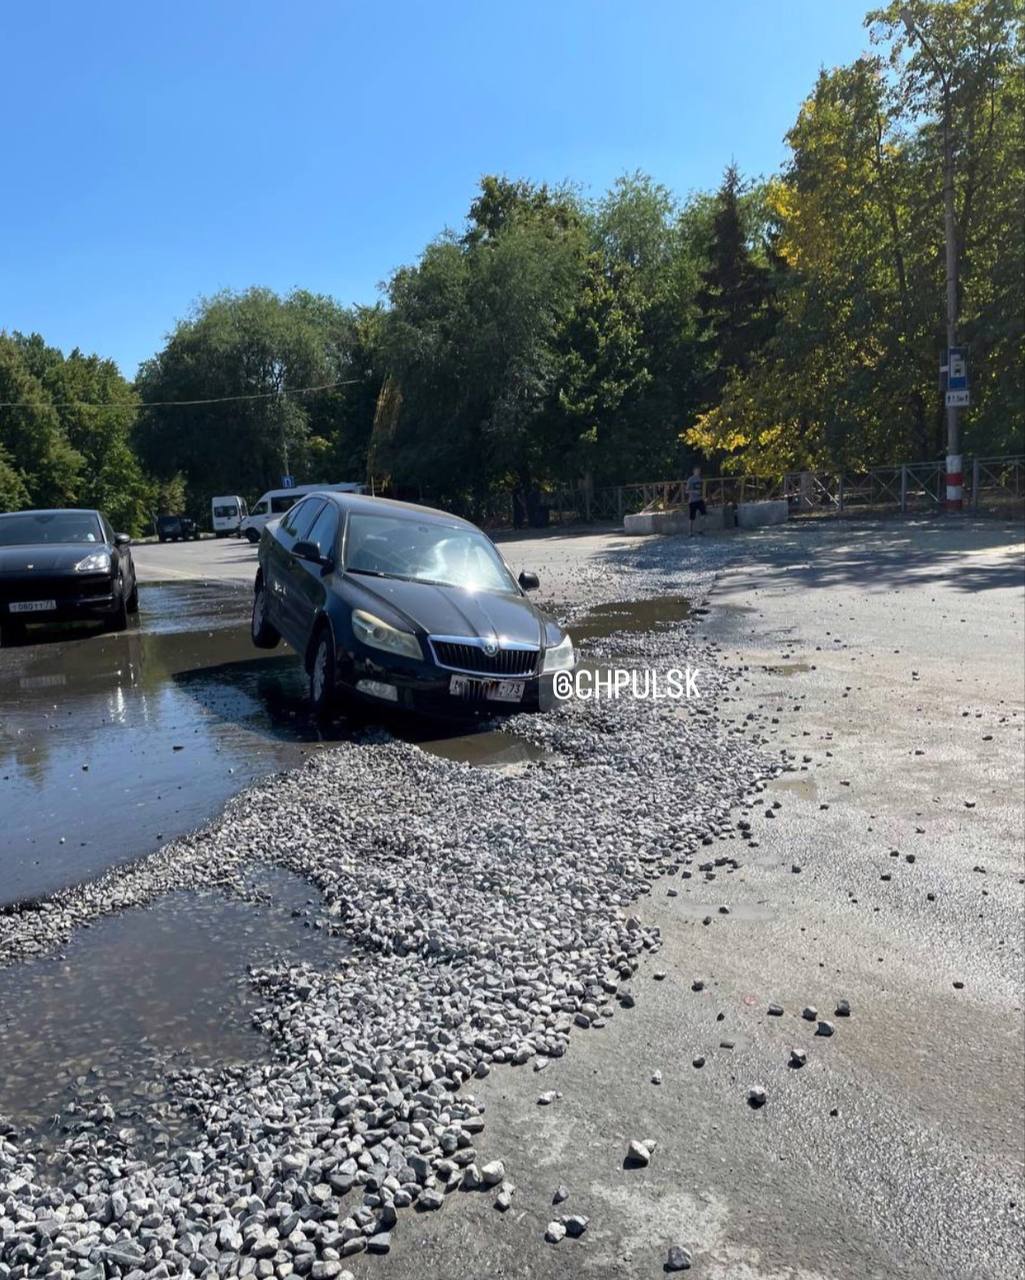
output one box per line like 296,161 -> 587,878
211,495 -> 248,536
239,482 -> 364,543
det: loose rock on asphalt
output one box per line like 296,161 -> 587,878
0,548 -> 782,1275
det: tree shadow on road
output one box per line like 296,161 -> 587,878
595,517 -> 1025,597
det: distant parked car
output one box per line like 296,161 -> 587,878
0,508 -> 138,636
251,490 -> 575,718
156,514 -> 199,542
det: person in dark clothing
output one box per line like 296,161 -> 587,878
686,466 -> 706,535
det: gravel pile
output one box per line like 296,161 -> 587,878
0,543 -> 782,1276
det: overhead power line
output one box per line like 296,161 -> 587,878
0,378 -> 362,410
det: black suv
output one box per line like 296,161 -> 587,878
156,514 -> 199,542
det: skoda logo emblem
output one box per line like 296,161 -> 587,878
483,638 -> 499,658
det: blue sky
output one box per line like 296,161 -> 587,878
1,0 -> 871,378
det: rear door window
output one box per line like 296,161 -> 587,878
305,503 -> 339,561
278,498 -> 322,550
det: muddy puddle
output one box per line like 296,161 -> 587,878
0,584 -> 331,904
567,595 -> 693,645
0,582 -> 563,904
0,866 -> 347,1147
403,725 -> 554,772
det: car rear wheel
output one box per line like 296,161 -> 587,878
251,579 -> 280,649
309,627 -> 337,721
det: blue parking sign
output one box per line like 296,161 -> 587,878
947,348 -> 968,391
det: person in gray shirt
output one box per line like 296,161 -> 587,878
686,466 -> 706,535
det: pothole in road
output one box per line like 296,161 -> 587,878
772,774 -> 819,802
762,661 -> 814,677
403,725 -> 559,772
0,866 -> 348,1152
566,595 -> 693,644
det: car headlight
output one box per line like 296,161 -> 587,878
74,551 -> 112,573
351,609 -> 422,660
543,633 -> 575,673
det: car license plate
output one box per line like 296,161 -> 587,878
449,675 -> 525,703
9,600 -> 56,614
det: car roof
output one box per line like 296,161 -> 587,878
308,491 -> 477,529
0,508 -> 102,518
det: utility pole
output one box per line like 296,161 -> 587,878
278,387 -> 291,487
901,7 -> 962,511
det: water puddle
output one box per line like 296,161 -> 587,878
772,774 -> 819,802
568,596 -> 692,645
0,866 -> 346,1148
406,726 -> 553,772
670,898 -> 776,924
0,584 -> 352,905
1,582 -> 575,906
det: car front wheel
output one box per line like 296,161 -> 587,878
108,581 -> 129,632
309,627 -> 337,720
245,528 -> 260,544
251,579 -> 280,649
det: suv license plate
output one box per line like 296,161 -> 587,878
450,676 -> 525,703
9,600 -> 56,613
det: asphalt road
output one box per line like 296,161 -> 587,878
1,529 -> 641,905
336,518 -> 1025,1280
2,516 -> 1023,1277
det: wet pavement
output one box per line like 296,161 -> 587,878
0,583 -> 325,905
1,522 -> 1021,1278
565,594 -> 692,644
0,582 -> 572,906
0,865 -> 349,1147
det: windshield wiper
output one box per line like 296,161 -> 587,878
346,568 -> 403,580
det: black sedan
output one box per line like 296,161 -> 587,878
0,509 -> 139,637
251,491 -> 575,717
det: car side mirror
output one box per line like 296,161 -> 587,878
518,571 -> 540,591
114,533 -> 131,547
294,540 -> 332,570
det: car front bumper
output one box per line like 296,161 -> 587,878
337,650 -> 562,717
0,574 -> 119,624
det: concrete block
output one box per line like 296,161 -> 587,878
736,500 -> 789,529
623,506 -> 735,536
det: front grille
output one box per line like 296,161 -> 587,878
431,640 -> 538,677
0,573 -> 111,603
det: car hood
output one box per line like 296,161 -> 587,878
0,545 -> 106,574
346,575 -> 547,646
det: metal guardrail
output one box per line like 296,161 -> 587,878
539,455 -> 1023,523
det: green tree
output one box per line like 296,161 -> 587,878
0,335 -> 84,510
687,2 -> 1023,472
590,174 -> 710,478
12,334 -> 150,531
696,164 -> 778,390
379,178 -> 586,516
868,0 -> 1024,455
135,288 -> 369,512
548,252 -> 652,486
